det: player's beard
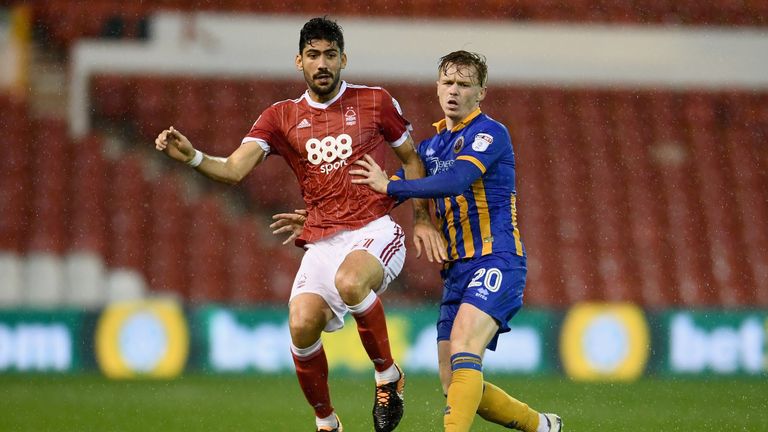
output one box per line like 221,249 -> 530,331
305,69 -> 341,98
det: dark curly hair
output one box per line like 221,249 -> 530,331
438,50 -> 488,87
299,17 -> 344,53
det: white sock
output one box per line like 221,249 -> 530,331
374,363 -> 400,383
291,339 -> 323,358
347,290 -> 377,315
316,412 -> 338,428
537,413 -> 550,432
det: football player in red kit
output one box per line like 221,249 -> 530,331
154,17 -> 445,432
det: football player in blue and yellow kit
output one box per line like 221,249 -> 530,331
351,50 -> 563,432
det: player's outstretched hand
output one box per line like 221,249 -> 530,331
270,209 -> 308,245
350,154 -> 389,194
413,220 -> 448,263
154,126 -> 195,163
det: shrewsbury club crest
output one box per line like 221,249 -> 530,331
453,136 -> 465,153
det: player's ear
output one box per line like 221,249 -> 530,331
477,87 -> 487,103
340,52 -> 347,70
295,53 -> 303,71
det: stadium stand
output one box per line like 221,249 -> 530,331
540,90 -> 598,305
575,91 -> 637,304
725,93 -> 768,305
106,154 -> 150,302
186,195 -> 229,303
499,88 -> 561,307
7,71 -> 768,308
146,171 -> 190,300
0,93 -> 29,305
610,91 -> 672,307
2,3 -> 766,310
27,0 -> 768,51
24,118 -> 69,307
65,133 -> 110,307
227,215 -> 265,303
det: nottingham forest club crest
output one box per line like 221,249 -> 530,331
345,107 -> 357,126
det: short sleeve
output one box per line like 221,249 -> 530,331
378,89 -> 412,147
455,123 -> 511,174
241,106 -> 281,156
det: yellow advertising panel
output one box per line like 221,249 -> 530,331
560,303 -> 650,381
96,300 -> 189,379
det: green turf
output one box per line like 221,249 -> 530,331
1,373 -> 766,431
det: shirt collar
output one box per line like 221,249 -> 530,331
302,81 -> 347,109
432,108 -> 482,134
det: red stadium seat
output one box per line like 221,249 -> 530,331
132,76 -> 172,140
206,79 -> 249,157
168,77 -> 210,147
604,0 -> 641,24
574,90 -> 637,304
227,216 -> 270,303
187,195 -> 229,303
538,90 -> 597,305
682,93 -> 750,306
44,1 -> 83,49
611,91 -> 674,307
146,172 -> 190,299
243,156 -> 303,212
30,0 -> 768,52
208,79 -> 245,116
107,154 -> 149,271
647,92 -> 712,306
723,92 -> 768,306
263,243 -> 302,303
91,74 -> 132,121
496,87 -> 560,307
0,96 -> 31,253
27,119 -> 69,255
68,134 -> 109,257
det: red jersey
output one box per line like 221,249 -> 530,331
243,81 -> 412,245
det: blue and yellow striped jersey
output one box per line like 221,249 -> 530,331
419,109 -> 524,261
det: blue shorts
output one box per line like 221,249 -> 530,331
436,252 -> 526,351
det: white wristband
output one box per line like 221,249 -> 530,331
187,149 -> 203,167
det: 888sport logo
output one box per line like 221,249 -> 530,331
306,134 -> 353,174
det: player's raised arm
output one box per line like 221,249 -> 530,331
154,126 -> 266,184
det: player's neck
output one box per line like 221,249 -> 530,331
444,116 -> 460,131
444,107 -> 480,131
308,85 -> 342,104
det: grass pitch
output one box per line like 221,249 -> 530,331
1,373 -> 766,431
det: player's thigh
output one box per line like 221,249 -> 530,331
291,244 -> 347,333
335,250 -> 385,300
336,216 -> 406,298
439,252 -> 526,354
450,302 -> 499,356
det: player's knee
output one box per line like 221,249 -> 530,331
334,269 -> 368,304
288,311 -> 325,344
449,338 -> 479,357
